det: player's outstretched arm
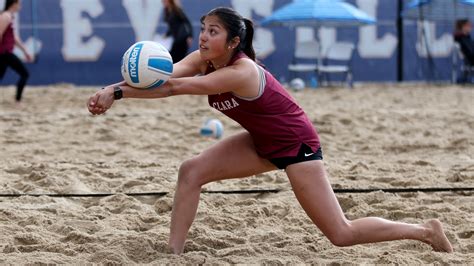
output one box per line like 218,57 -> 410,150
87,80 -> 173,115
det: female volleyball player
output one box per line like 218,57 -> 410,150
88,7 -> 453,255
0,0 -> 32,103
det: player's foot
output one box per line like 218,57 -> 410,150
422,219 -> 453,253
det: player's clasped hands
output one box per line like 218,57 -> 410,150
87,86 -> 115,115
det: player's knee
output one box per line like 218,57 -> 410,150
177,158 -> 197,185
177,157 -> 205,188
325,221 -> 355,247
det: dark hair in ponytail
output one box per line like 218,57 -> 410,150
4,0 -> 18,11
241,18 -> 255,61
201,7 -> 256,61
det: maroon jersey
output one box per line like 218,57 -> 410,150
207,52 -> 320,159
0,20 -> 14,54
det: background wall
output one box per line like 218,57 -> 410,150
0,0 -> 461,85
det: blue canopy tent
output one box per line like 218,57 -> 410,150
403,0 -> 474,21
260,0 -> 376,27
260,0 -> 376,86
402,0 -> 474,82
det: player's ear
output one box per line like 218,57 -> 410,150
230,37 -> 240,49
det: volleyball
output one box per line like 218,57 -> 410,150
200,119 -> 224,139
121,41 -> 173,89
290,78 -> 305,91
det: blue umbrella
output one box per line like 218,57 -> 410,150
403,0 -> 474,21
260,0 -> 376,27
260,0 -> 375,85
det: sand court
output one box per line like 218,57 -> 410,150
0,84 -> 473,264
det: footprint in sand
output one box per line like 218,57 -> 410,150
457,230 -> 473,239
5,164 -> 34,175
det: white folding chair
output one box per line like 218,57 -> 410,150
317,42 -> 355,88
288,40 -> 320,81
452,42 -> 474,84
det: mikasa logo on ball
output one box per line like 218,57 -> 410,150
128,43 -> 143,83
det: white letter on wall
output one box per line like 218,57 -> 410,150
231,0 -> 275,59
122,0 -> 162,42
294,27 -> 337,58
357,0 -> 397,58
61,0 -> 105,61
416,21 -> 453,57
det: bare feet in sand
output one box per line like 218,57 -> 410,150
422,219 -> 453,253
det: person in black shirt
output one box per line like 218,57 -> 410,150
162,0 -> 193,63
454,19 -> 474,65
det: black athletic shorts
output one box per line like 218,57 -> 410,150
269,143 -> 323,170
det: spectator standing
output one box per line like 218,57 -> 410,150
454,18 -> 474,65
0,0 -> 32,103
162,0 -> 193,63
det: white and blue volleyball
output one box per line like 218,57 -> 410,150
200,119 -> 224,139
121,41 -> 173,89
290,78 -> 305,91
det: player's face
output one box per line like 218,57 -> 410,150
199,15 -> 230,61
11,0 -> 22,12
463,21 -> 473,34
